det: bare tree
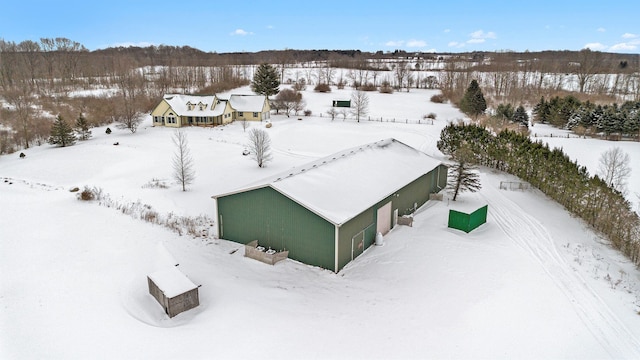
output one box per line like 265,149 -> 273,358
351,90 -> 369,122
272,88 -> 303,117
113,60 -> 145,133
17,40 -> 41,87
240,118 -> 250,132
4,86 -> 36,148
394,59 -> 411,91
326,107 -> 337,121
172,130 -> 195,191
597,147 -> 631,195
575,48 -> 602,93
247,128 -> 272,168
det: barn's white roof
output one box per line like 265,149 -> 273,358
214,139 -> 443,225
148,267 -> 197,298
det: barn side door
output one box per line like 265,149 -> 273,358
351,230 -> 364,260
376,201 -> 392,235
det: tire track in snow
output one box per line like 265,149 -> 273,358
482,184 -> 640,358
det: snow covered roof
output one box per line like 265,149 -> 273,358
148,267 -> 197,298
163,94 -> 223,117
214,139 -> 443,225
162,93 -> 265,116
228,94 -> 267,112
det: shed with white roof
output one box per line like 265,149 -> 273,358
147,266 -> 199,318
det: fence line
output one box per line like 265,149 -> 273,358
499,181 -> 531,191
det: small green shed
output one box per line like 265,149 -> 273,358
448,204 -> 488,233
212,138 -> 447,272
332,100 -> 351,107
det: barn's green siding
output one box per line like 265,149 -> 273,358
217,187 -> 335,270
335,164 -> 448,272
216,164 -> 448,273
336,208 -> 376,271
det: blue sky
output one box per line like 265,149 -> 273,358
1,0 -> 639,53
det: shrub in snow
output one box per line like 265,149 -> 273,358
105,127 -> 112,134
430,94 -> 446,103
379,82 -> 393,94
360,83 -> 377,91
314,83 -> 331,93
78,186 -> 96,201
292,81 -> 306,91
142,178 -> 168,189
304,109 -> 312,116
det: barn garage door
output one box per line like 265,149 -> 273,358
376,201 -> 392,235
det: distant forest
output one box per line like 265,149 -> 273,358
1,37 -> 639,153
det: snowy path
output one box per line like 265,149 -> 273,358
482,181 -> 640,358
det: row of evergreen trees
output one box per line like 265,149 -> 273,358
437,123 -> 640,265
533,96 -> 640,138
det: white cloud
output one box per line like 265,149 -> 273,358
106,41 -> 155,48
266,25 -> 275,30
384,39 -> 427,48
443,29 -> 450,33
448,41 -> 465,48
385,40 -> 404,47
622,33 -> 638,39
469,30 -> 496,40
464,30 -> 496,44
610,42 -> 638,51
231,29 -> 253,36
406,39 -> 427,47
597,27 -> 606,32
583,42 -> 607,51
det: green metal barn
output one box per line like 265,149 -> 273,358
212,138 -> 447,272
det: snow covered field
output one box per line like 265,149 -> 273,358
1,87 -> 640,359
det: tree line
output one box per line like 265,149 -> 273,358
437,123 -> 640,265
2,38 -> 639,155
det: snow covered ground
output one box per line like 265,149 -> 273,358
1,87 -> 640,359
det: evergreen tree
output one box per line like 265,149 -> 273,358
75,113 -> 92,141
459,80 -> 486,120
447,143 -> 482,201
533,96 -> 551,124
513,105 -> 529,127
251,63 -> 280,99
48,115 -> 76,147
495,103 -> 514,122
